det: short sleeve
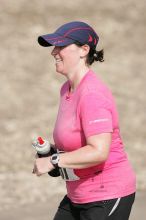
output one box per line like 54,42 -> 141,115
79,92 -> 113,138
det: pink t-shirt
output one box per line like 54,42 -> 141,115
53,70 -> 136,203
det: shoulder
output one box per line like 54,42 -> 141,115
79,70 -> 113,102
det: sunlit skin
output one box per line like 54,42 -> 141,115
33,43 -> 111,176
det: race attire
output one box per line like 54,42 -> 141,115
53,193 -> 135,220
53,70 -> 136,203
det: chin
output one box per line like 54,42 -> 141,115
56,68 -> 67,76
56,69 -> 63,74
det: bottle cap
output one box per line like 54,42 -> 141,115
38,137 -> 44,145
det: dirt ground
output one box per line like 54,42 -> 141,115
0,0 -> 146,218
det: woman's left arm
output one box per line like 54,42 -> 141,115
59,132 -> 111,169
33,132 -> 111,176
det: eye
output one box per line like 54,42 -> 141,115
59,46 -> 67,50
54,46 -> 66,50
51,45 -> 67,55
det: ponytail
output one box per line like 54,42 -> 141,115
94,49 -> 104,62
87,49 -> 104,65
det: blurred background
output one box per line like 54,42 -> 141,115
0,0 -> 146,219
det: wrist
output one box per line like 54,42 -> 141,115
50,153 -> 60,168
49,158 -> 55,170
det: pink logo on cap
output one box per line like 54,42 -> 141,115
94,38 -> 97,45
88,34 -> 93,42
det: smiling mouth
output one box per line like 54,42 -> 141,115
55,59 -> 63,63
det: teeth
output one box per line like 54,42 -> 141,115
56,59 -> 62,63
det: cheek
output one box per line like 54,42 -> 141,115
59,46 -> 81,72
64,52 -> 80,67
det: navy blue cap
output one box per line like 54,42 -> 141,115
38,21 -> 99,50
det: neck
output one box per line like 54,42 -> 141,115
67,65 -> 90,91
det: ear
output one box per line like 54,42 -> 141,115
80,44 -> 90,57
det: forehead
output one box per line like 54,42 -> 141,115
54,44 -> 80,51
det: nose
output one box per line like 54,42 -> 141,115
51,46 -> 59,56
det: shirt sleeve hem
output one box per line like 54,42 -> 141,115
85,129 -> 113,138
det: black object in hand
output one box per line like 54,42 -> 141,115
38,146 -> 60,177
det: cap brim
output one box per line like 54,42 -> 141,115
38,32 -> 75,47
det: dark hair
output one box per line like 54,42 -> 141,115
75,41 -> 104,65
87,48 -> 104,65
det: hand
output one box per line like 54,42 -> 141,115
32,157 -> 54,176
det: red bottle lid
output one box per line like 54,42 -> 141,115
38,137 -> 44,145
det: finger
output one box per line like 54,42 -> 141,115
32,168 -> 35,174
33,164 -> 42,176
35,153 -> 39,159
32,164 -> 37,174
36,172 -> 42,177
35,168 -> 42,176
